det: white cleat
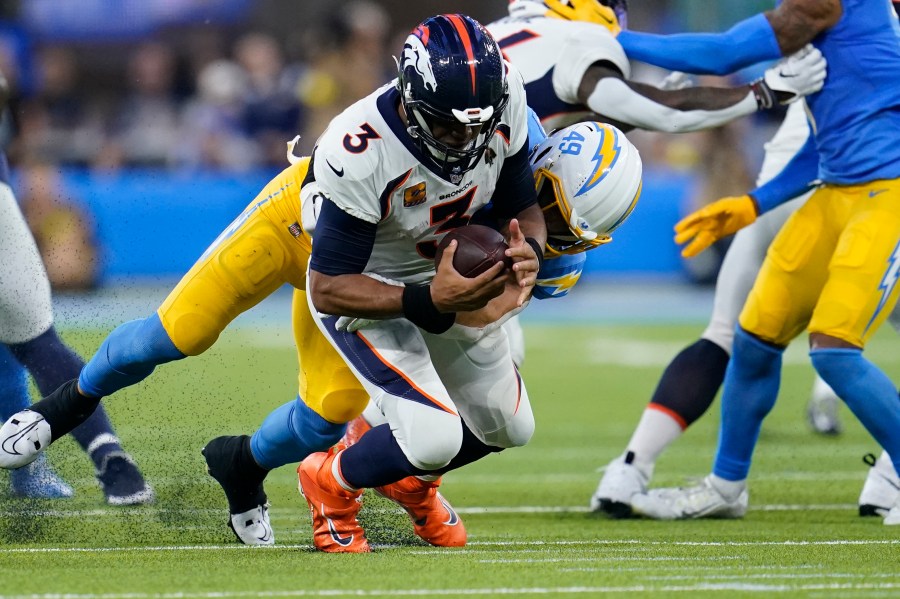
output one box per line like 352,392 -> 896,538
0,410 -> 52,469
228,504 -> 274,545
630,475 -> 748,520
590,454 -> 650,518
859,451 -> 900,518
883,496 -> 900,526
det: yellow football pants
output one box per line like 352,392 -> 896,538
740,179 -> 900,347
156,158 -> 369,423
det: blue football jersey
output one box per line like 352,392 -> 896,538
806,0 -> 900,184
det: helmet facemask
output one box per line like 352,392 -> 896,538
533,164 -> 611,257
400,81 -> 509,179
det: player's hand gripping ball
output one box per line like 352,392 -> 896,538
435,225 -> 513,277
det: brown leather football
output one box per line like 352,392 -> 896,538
435,225 -> 512,277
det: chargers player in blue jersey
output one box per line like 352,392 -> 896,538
613,0 -> 900,523
594,0 -> 900,519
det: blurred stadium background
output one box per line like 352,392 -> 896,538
0,0 -> 780,290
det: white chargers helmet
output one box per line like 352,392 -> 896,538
529,121 -> 642,256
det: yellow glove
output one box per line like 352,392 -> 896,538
674,195 -> 758,258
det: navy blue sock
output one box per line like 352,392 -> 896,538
649,338 -> 730,426
250,396 -> 346,470
0,345 -> 30,419
712,327 -> 783,481
811,348 -> 900,475
340,422 -> 502,488
8,328 -> 123,467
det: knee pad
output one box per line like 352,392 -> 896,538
395,404 -> 463,471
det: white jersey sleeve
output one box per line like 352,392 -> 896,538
550,22 -> 630,104
312,104 -> 384,224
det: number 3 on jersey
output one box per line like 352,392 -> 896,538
416,188 -> 477,260
343,123 -> 381,153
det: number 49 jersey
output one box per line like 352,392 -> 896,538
303,70 -> 530,286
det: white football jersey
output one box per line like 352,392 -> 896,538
487,16 -> 630,131
303,68 -> 530,286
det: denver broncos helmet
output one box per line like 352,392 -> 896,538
529,121 -> 642,256
509,0 -> 628,33
397,14 -> 509,180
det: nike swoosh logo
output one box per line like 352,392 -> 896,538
869,189 -> 889,198
1,418 -> 43,456
326,159 -> 344,177
256,522 -> 273,543
325,508 -> 354,546
778,70 -> 798,78
438,494 -> 460,526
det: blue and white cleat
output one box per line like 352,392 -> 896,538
0,410 -> 51,469
10,453 -> 74,499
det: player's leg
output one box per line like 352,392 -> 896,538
632,191 -> 833,519
592,200 -> 798,516
1,190 -> 309,468
0,181 -> 151,501
204,289 -> 361,545
858,307 -> 900,515
298,311 -> 472,552
802,181 -> 900,525
0,345 -> 73,499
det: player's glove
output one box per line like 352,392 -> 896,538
335,316 -> 379,332
674,195 -> 758,258
751,44 -> 827,109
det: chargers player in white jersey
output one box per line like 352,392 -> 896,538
593,0 -> 900,520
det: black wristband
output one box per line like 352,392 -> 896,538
402,284 -> 456,334
525,237 -> 545,272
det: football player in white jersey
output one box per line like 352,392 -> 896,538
487,0 -> 824,134
290,13 -> 549,553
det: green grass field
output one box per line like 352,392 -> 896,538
1,320 -> 899,597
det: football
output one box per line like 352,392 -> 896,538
435,224 -> 512,277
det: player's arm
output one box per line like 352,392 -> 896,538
749,132 -> 820,214
577,51 -> 825,133
617,0 -> 840,74
674,133 -> 820,258
490,140 -> 547,304
308,199 -> 506,334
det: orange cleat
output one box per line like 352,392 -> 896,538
297,448 -> 370,553
340,416 -> 371,447
376,476 -> 467,547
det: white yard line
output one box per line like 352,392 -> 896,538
3,582 -> 900,599
1,538 -> 897,555
0,503 -> 859,519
